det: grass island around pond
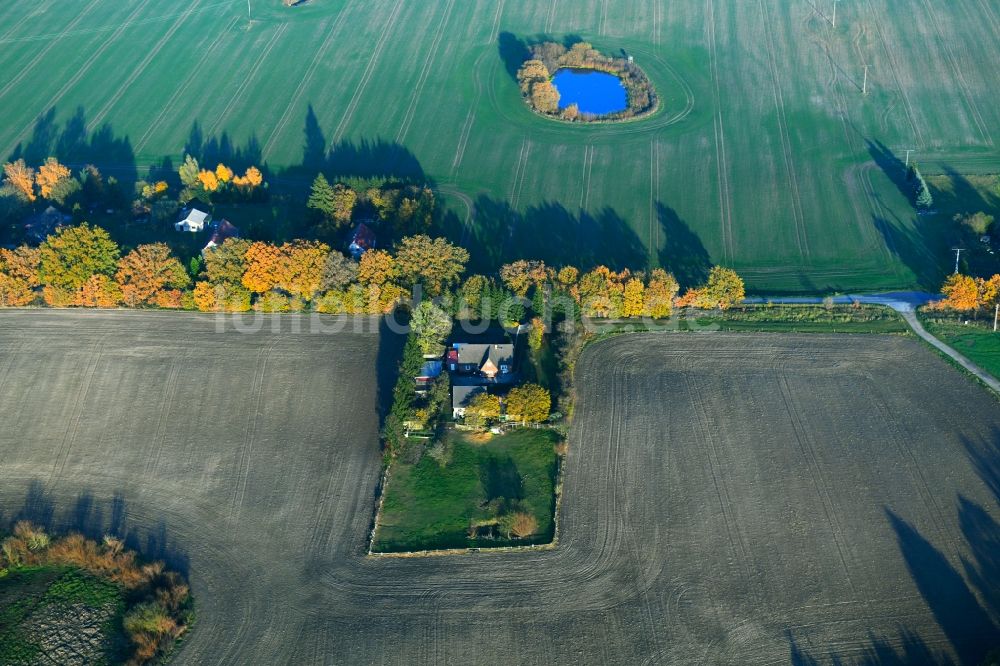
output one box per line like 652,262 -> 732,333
516,40 -> 657,122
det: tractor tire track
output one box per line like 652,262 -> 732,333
331,1 -> 405,144
260,0 -> 356,159
396,0 -> 456,144
0,0 -> 104,102
210,22 -> 288,139
135,15 -> 241,153
87,0 -> 206,132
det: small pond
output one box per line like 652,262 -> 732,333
552,68 -> 628,116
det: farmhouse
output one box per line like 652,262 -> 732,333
202,219 -> 240,255
175,207 -> 210,232
446,343 -> 514,381
452,383 -> 486,418
348,221 -> 376,259
23,206 -> 70,244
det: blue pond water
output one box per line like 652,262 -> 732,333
552,68 -> 627,116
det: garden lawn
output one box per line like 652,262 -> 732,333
373,429 -> 561,553
923,320 -> 1000,382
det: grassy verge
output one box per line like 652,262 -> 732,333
373,429 -> 561,553
592,305 -> 909,335
922,318 -> 1000,381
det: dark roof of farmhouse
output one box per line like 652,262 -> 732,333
452,343 -> 514,367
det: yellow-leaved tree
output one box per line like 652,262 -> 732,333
35,157 -> 71,199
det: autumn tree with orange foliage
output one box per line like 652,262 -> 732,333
0,246 -> 41,306
115,243 -> 190,306
75,274 -> 122,308
197,169 -> 220,192
357,249 -> 397,287
35,157 -> 72,199
2,158 -> 36,201
242,241 -> 283,293
276,240 -> 330,300
936,274 -> 980,312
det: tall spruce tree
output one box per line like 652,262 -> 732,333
307,173 -> 336,220
913,164 -> 934,209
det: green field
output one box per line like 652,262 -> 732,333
923,319 -> 1000,381
2,1 -> 1000,291
373,429 -> 560,552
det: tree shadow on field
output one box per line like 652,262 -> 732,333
184,121 -> 262,174
7,106 -> 138,193
866,140 -> 950,288
788,628 -> 950,665
375,316 -> 407,429
656,202 -> 711,289
887,509 -> 998,664
1,480 -> 190,577
289,106 -> 427,183
497,32 -> 530,81
457,195 -> 647,274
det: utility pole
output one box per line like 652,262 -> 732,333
247,0 -> 253,27
862,65 -> 868,95
904,149 -> 913,168
832,0 -> 840,28
952,248 -> 964,274
994,302 -> 999,332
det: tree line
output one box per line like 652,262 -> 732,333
935,272 -> 1000,316
0,221 -> 745,318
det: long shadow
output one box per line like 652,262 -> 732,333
789,628 -> 950,665
497,32 -> 530,81
887,509 -> 997,664
3,480 -> 190,576
8,106 -> 138,193
958,495 -> 1000,621
657,202 -> 711,289
184,121 -> 262,173
866,139 -> 954,287
460,195 -> 647,274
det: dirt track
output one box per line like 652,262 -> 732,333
1,313 -> 999,664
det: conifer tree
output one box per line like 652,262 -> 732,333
913,164 -> 934,209
307,173 -> 336,220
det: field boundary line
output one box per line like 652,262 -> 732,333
0,0 -> 157,159
210,22 -> 288,141
331,1 -> 405,145
396,0 -> 457,144
260,0 -> 357,160
600,0 -> 610,37
758,0 -> 810,260
0,0 -> 103,102
135,14 -> 241,153
545,0 -> 558,34
87,0 -> 207,133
